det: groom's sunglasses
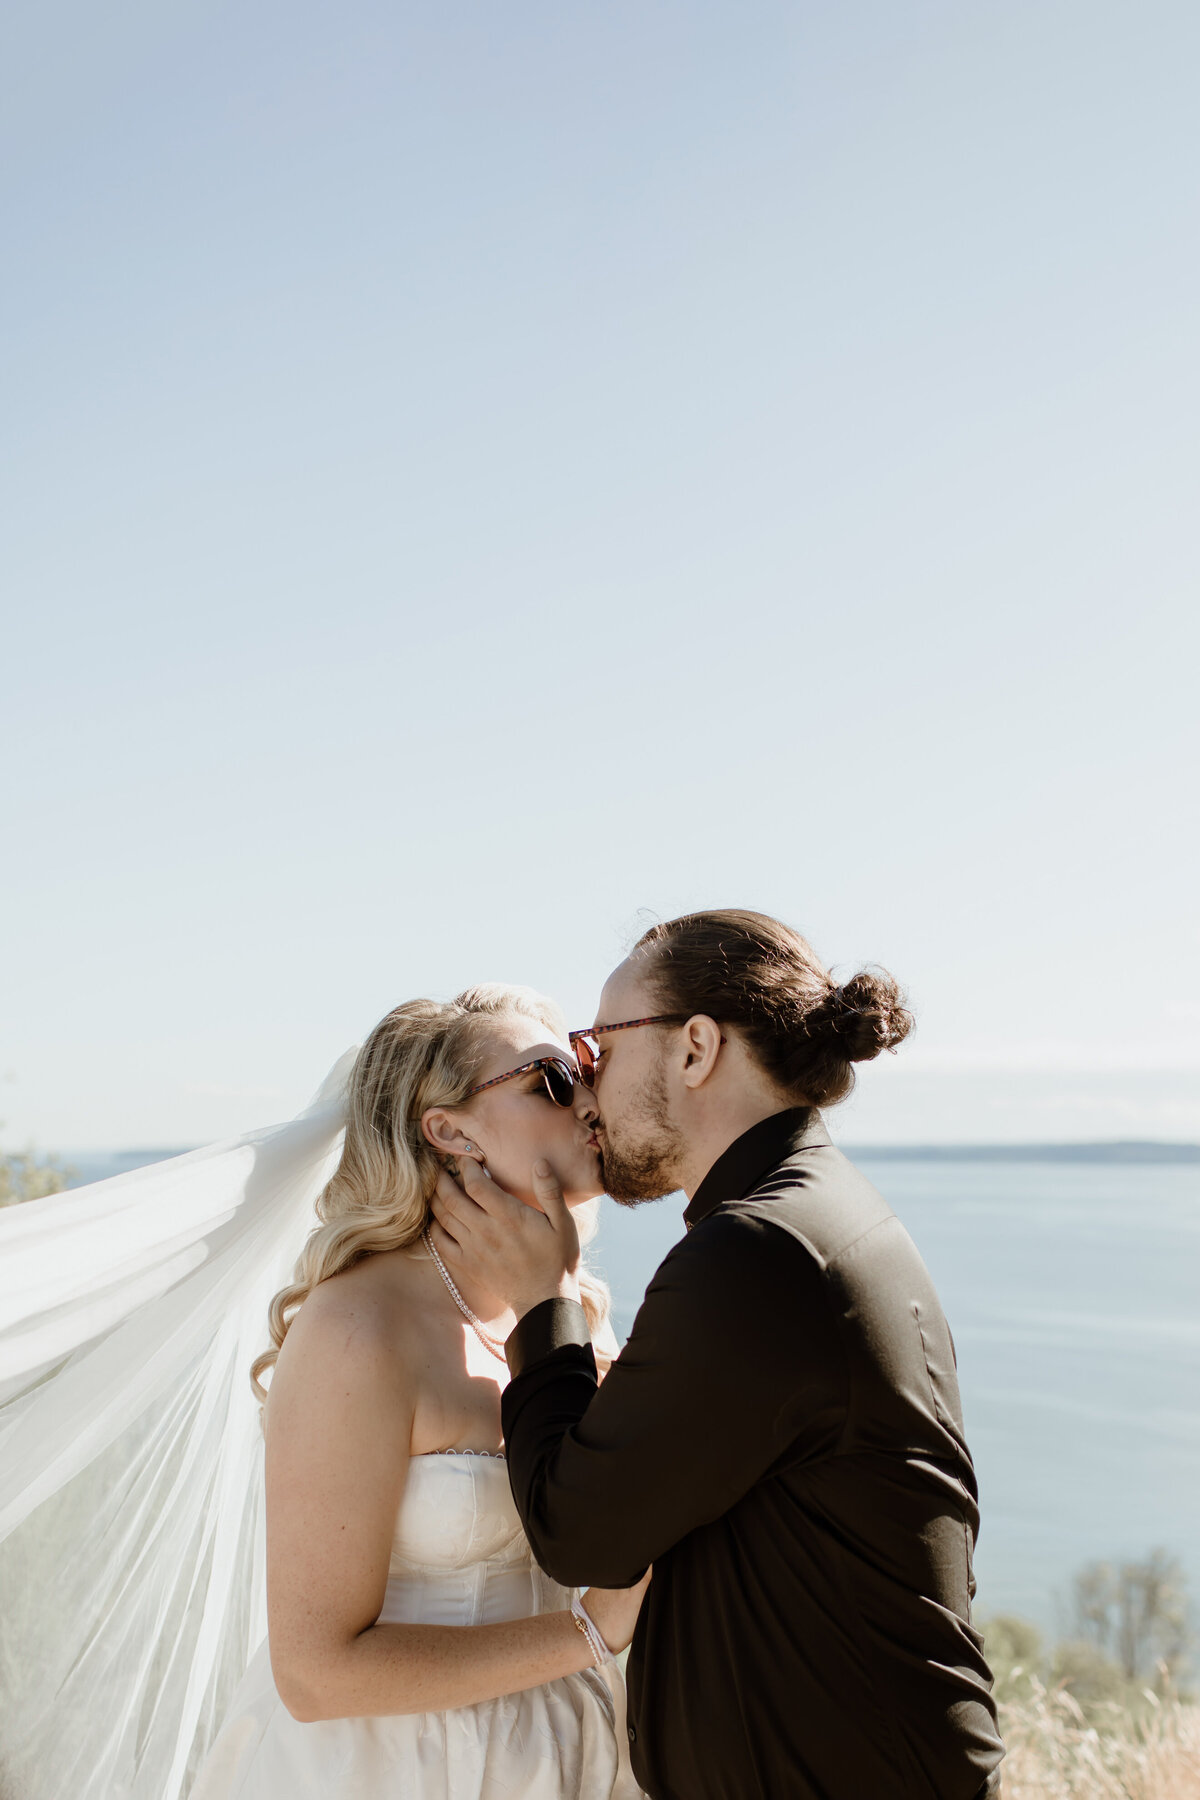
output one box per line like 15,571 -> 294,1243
568,1015 -> 689,1088
466,1055 -> 583,1108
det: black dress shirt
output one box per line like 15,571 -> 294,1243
502,1109 -> 1004,1800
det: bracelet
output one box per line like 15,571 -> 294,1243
571,1593 -> 614,1667
571,1598 -> 609,1667
570,1607 -> 603,1667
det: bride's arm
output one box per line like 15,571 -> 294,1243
263,1281 -> 642,1723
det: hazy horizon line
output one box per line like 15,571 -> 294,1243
47,1137 -> 1200,1174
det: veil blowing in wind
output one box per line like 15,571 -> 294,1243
0,1051 -> 357,1800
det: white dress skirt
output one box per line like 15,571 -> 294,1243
189,1452 -> 644,1800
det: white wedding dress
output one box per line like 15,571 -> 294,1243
0,1053 -> 642,1800
190,1450 -> 643,1800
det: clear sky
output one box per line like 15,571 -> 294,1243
4,0 -> 1197,1150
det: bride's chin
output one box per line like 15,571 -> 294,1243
566,1177 -> 606,1207
561,1147 -> 605,1207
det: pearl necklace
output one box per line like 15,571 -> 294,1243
422,1229 -> 509,1363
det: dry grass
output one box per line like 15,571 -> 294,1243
999,1680 -> 1200,1799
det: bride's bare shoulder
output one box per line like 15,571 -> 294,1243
264,1257 -> 421,1464
274,1250 -> 423,1387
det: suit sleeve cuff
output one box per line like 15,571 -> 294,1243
505,1297 -> 592,1376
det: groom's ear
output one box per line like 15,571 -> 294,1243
421,1107 -> 467,1154
679,1015 -> 724,1089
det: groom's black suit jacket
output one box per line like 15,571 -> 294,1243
502,1109 -> 1005,1800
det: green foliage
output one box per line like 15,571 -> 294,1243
982,1613 -> 1045,1705
1051,1638 -> 1147,1715
0,1128 -> 74,1206
985,1624 -> 1181,1731
982,1552 -> 1195,1741
1071,1550 -> 1191,1686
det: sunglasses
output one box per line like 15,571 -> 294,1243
466,1055 -> 583,1108
567,1015 -> 689,1088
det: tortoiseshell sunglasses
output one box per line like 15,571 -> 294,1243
568,1015 -> 689,1088
466,1055 -> 583,1108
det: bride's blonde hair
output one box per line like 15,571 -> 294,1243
251,984 -> 611,1402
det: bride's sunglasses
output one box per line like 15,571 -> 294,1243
466,1055 -> 583,1108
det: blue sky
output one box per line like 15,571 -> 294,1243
3,0 -> 1197,1149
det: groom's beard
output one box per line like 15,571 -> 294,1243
598,1061 -> 686,1207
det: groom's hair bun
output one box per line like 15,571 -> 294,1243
633,909 -> 913,1108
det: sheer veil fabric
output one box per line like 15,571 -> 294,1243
0,1051 -> 357,1800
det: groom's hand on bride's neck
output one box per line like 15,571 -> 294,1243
429,1157 -> 582,1323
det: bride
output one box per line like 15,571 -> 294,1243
0,984 -> 647,1800
193,983 -> 647,1799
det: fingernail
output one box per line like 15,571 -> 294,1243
534,1159 -> 551,1177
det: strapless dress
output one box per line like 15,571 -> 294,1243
189,1451 -> 643,1799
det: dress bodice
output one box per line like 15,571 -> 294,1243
389,1453 -> 526,1571
379,1452 -> 567,1629
192,1451 -> 644,1800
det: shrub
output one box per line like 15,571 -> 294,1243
0,1138 -> 72,1206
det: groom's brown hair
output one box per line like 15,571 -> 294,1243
632,908 -> 913,1107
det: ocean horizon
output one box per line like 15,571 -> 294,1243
56,1139 -> 1200,1187
592,1154 -> 1200,1636
58,1141 -> 1200,1638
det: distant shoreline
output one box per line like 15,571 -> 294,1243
842,1141 -> 1200,1165
54,1139 -> 1200,1187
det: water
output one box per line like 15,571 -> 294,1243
587,1158 -> 1200,1632
61,1147 -> 1199,1632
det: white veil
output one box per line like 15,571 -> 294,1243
0,1051 -> 356,1800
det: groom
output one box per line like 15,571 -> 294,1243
431,910 -> 1004,1800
